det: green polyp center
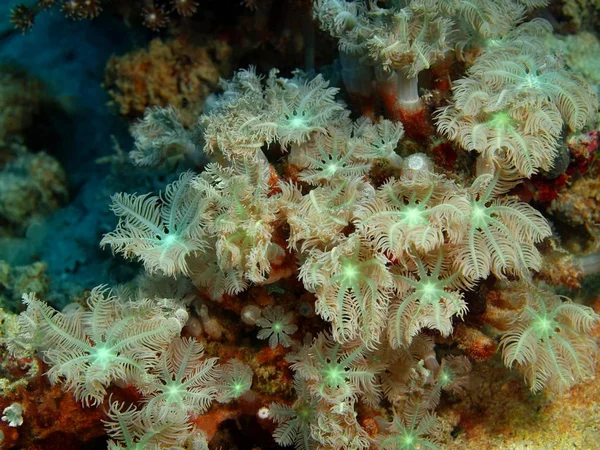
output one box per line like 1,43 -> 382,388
324,365 -> 343,387
401,432 -> 416,446
289,115 -> 307,128
439,369 -> 453,387
232,382 -> 245,395
165,383 -> 184,403
534,314 -> 554,336
343,263 -> 358,280
489,111 -> 514,132
421,281 -> 436,295
91,344 -> 115,368
402,205 -> 426,227
297,404 -> 313,421
523,73 -> 540,90
471,203 -> 488,228
324,161 -> 339,176
163,234 -> 178,246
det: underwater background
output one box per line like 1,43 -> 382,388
0,1 -> 599,449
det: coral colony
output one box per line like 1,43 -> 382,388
3,1 -> 600,449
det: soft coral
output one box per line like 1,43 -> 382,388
14,287 -> 186,406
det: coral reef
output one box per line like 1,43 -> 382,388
3,0 -> 600,449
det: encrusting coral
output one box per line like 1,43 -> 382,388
7,0 -> 600,449
104,37 -> 231,129
0,144 -> 68,233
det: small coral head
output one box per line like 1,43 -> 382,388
10,4 -> 35,33
142,4 -> 169,30
172,0 -> 198,17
